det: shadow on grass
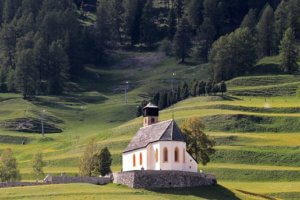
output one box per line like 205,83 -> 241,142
150,184 -> 241,200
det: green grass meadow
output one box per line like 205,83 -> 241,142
0,54 -> 300,199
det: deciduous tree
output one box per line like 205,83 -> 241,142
32,152 -> 46,181
181,117 -> 215,165
0,148 -> 21,182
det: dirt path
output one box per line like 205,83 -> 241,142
114,52 -> 166,69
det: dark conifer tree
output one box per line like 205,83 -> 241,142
197,17 -> 216,61
256,4 -> 276,57
287,0 -> 300,39
176,85 -> 181,102
240,9 -> 257,32
15,49 -> 37,99
191,80 -> 198,97
96,0 -> 113,52
140,0 -> 156,47
187,0 -> 204,31
174,17 -> 192,63
280,28 -> 299,73
220,81 -> 227,96
174,0 -> 184,20
274,0 -> 288,41
98,147 -> 112,176
152,92 -> 160,106
181,81 -> 189,100
159,92 -> 168,109
167,8 -> 177,40
205,81 -> 212,96
47,41 -> 69,95
197,81 -> 206,96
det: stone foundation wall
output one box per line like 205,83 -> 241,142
113,170 -> 217,189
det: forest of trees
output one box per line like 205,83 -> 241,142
136,80 -> 227,116
0,0 -> 299,98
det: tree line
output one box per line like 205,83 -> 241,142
209,1 -> 300,82
0,0 -> 298,98
0,144 -> 113,182
137,80 -> 227,116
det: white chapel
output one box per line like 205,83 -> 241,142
122,103 -> 198,172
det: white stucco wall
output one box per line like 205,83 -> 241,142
123,148 -> 148,171
122,141 -> 198,172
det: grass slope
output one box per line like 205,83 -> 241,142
0,53 -> 300,199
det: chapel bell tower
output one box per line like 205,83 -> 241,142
143,103 -> 159,127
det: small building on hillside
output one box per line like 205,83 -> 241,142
122,103 -> 198,172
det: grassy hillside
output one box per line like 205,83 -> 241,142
1,53 -> 300,199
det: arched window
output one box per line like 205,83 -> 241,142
183,148 -> 186,163
155,148 -> 158,163
133,154 -> 136,167
140,153 -> 143,165
163,147 -> 168,162
174,147 -> 179,162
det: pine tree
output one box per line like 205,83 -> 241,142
197,81 -> 206,96
47,41 -> 69,95
173,17 -> 192,63
2,0 -> 21,24
140,0 -> 156,47
15,49 -> 37,99
212,83 -> 219,95
0,24 -> 17,69
279,28 -> 299,73
256,4 -> 276,57
123,0 -> 146,46
167,8 -> 176,40
7,69 -> 16,92
111,0 -> 124,45
96,0 -> 113,51
191,80 -> 199,97
219,81 -> 227,96
159,92 -> 168,109
205,81 -> 212,95
93,147 -> 112,177
287,0 -> 300,39
196,17 -> 216,61
240,9 -> 257,32
33,37 -> 49,92
275,0 -> 288,41
181,81 -> 189,99
174,0 -> 184,20
152,92 -> 160,106
176,85 -> 181,102
187,0 -> 204,31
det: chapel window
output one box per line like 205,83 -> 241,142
133,154 -> 136,167
175,147 -> 179,162
140,153 -> 143,165
163,147 -> 168,162
155,148 -> 158,163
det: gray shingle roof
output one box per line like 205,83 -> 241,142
123,120 -> 186,153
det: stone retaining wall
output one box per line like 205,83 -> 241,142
113,170 -> 217,189
0,175 -> 112,189
43,174 -> 112,185
0,182 -> 47,188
